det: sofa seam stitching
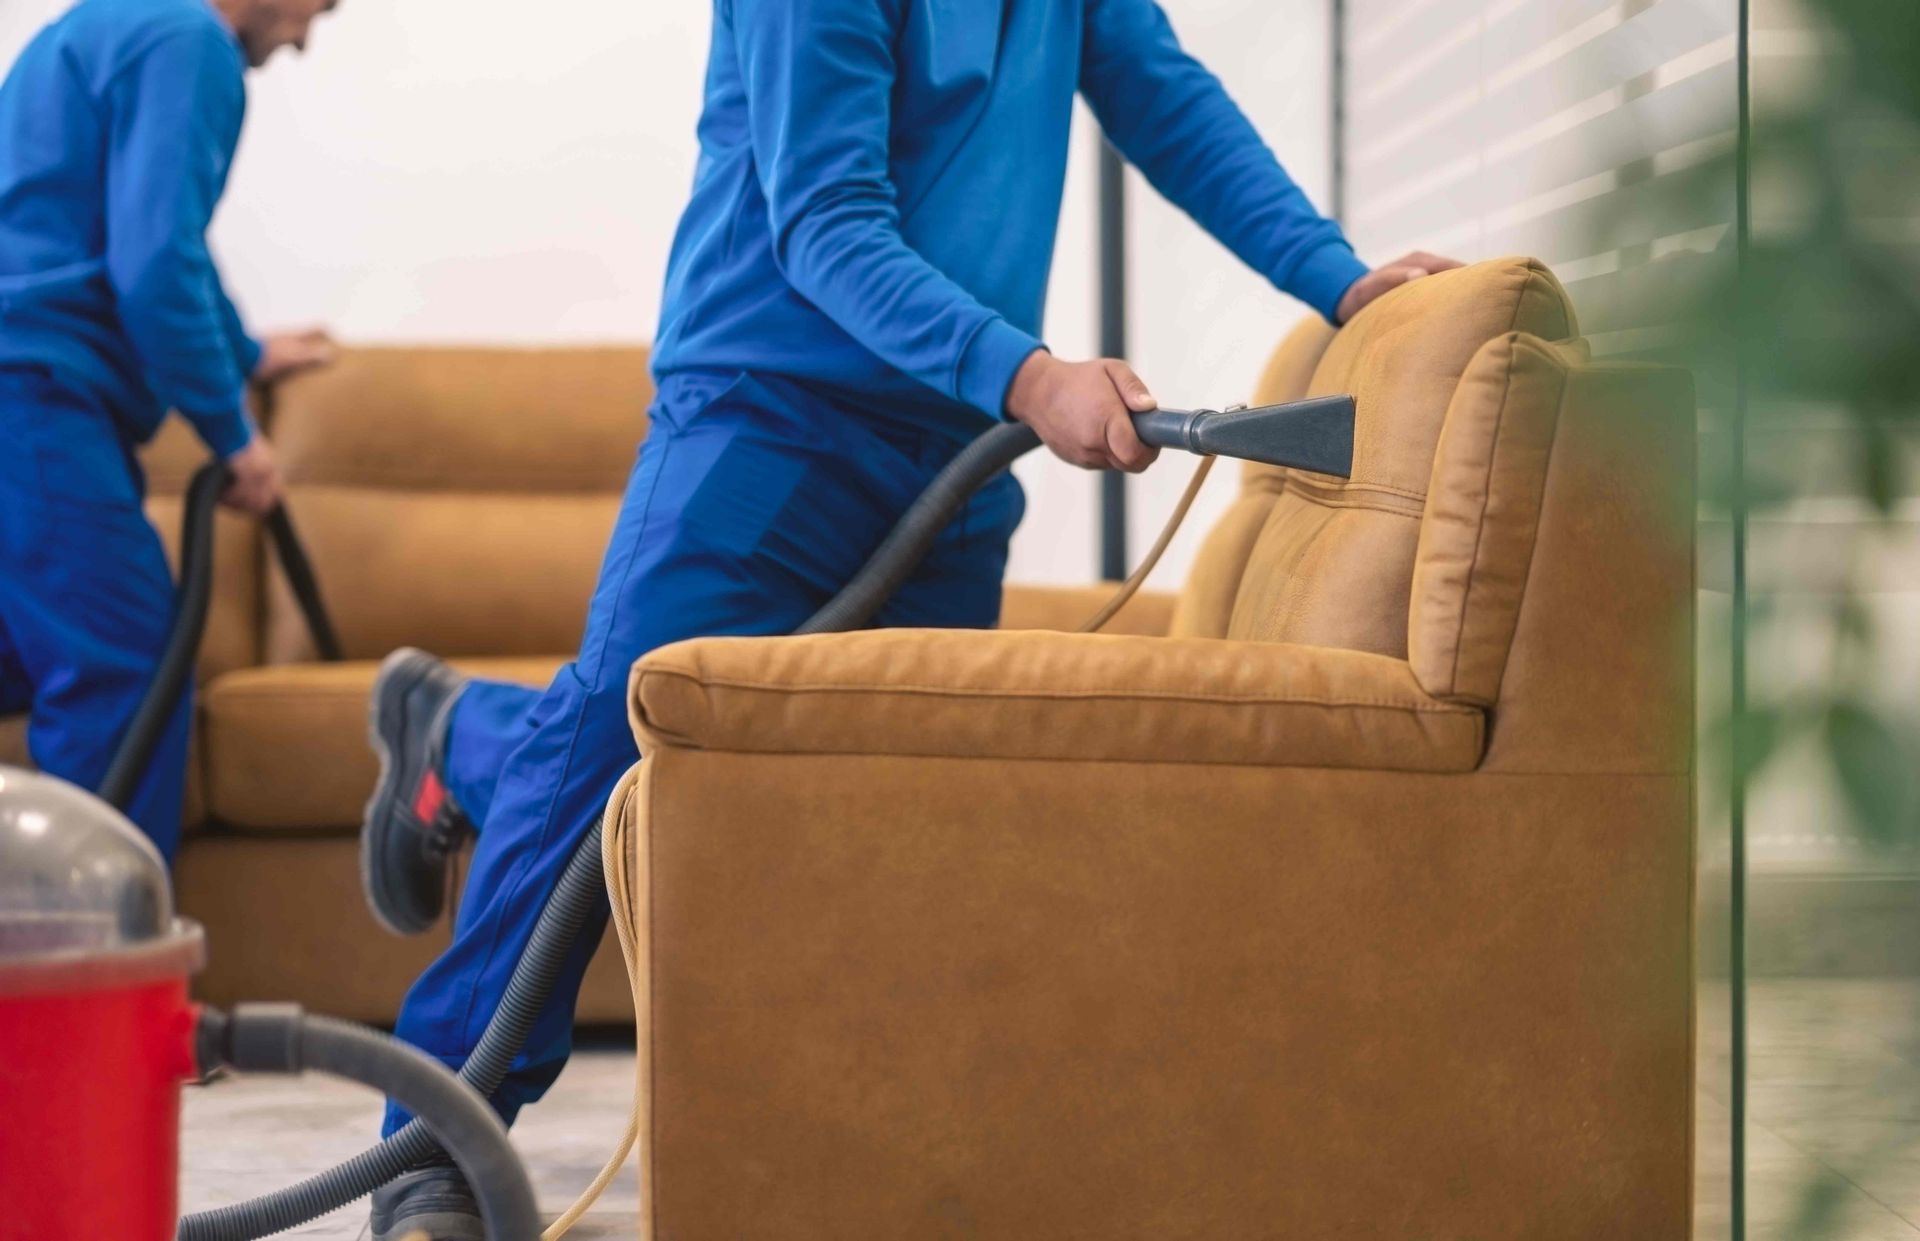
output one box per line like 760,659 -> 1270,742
637,745 -> 1686,777
1287,477 -> 1427,504
644,671 -> 1480,713
1284,495 -> 1424,518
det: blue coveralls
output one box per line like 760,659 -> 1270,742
0,0 -> 262,861
387,0 -> 1368,1133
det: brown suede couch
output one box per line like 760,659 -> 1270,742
0,345 -> 1166,1024
609,257 -> 1698,1238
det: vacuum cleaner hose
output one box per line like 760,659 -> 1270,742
98,465 -> 228,811
799,420 -> 1039,634
176,395 -> 1356,1240
101,462 -> 343,812
177,827 -> 608,1241
193,1005 -> 541,1241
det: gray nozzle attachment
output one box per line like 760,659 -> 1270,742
1133,394 -> 1355,477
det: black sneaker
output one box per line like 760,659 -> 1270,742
369,1165 -> 486,1241
362,648 -> 473,936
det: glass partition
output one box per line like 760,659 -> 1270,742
1338,1 -> 1920,1235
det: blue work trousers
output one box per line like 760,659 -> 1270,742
385,370 -> 1024,1133
0,367 -> 190,860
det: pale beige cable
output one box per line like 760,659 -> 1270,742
1077,453 -> 1216,633
545,455 -> 1218,1235
542,766 -> 647,1240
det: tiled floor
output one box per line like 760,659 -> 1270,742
180,1037 -> 640,1240
1697,980 -> 1920,1241
181,982 -> 1920,1239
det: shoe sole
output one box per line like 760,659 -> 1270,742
361,648 -> 441,937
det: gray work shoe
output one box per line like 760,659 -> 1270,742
369,1165 -> 485,1240
361,648 -> 474,936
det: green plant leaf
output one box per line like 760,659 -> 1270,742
1823,702 -> 1917,846
1832,596 -> 1873,647
1706,706 -> 1791,789
1856,412 -> 1905,514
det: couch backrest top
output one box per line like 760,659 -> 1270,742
1303,259 -> 1576,497
271,345 -> 653,493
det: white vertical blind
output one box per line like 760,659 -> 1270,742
1343,0 -> 1740,373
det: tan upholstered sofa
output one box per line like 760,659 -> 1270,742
608,257 -> 1698,1237
0,345 -> 1166,1023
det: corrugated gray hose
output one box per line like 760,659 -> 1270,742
190,1005 -> 541,1241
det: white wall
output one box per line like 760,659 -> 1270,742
0,0 -> 1331,588
1125,0 -> 1334,592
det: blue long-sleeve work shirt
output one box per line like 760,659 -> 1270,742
654,0 -> 1369,433
0,0 -> 260,457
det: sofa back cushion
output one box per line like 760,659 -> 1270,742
1167,317 -> 1335,638
264,346 -> 652,661
1225,258 -> 1576,658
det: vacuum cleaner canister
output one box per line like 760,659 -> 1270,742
0,766 -> 542,1241
0,765 -> 205,1241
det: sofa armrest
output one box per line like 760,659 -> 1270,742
998,584 -> 1176,635
630,629 -> 1484,771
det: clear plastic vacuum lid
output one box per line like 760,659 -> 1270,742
0,765 -> 174,960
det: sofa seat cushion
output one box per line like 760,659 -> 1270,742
202,656 -> 563,832
176,834 -> 634,1025
998,584 -> 1175,635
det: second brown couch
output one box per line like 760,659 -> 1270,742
0,342 -> 1166,1023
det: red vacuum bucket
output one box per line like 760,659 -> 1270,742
0,767 -> 206,1241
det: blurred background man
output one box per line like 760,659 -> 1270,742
0,0 -> 340,861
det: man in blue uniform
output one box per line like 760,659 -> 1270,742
0,0 -> 339,861
359,0 -> 1457,1231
